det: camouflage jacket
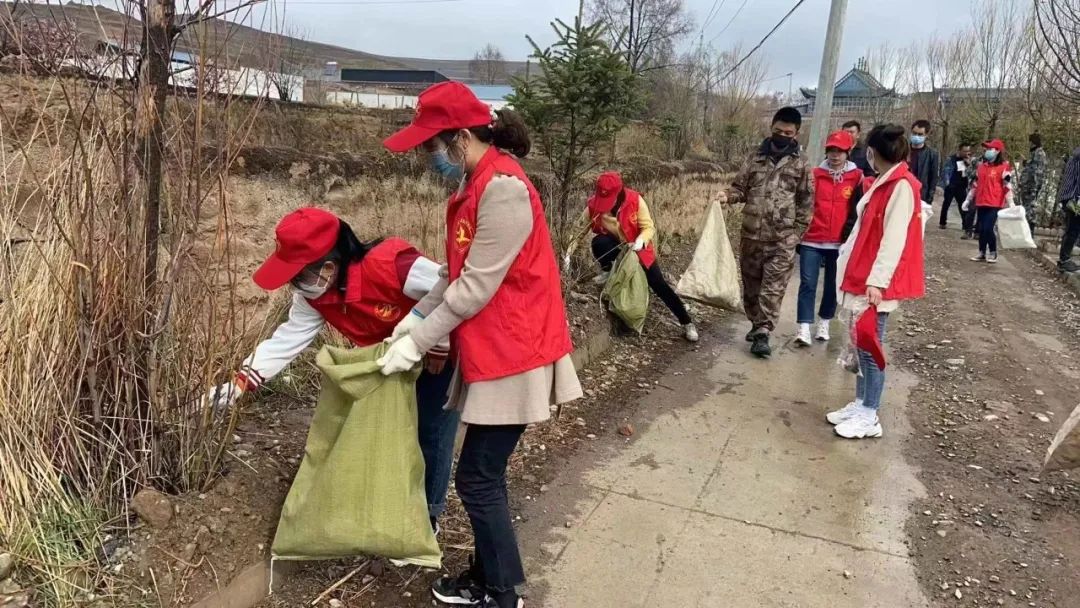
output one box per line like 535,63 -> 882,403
1020,146 -> 1048,201
728,139 -> 814,242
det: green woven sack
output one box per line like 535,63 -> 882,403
602,249 -> 650,334
271,343 -> 441,568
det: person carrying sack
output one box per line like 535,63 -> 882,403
206,208 -> 459,533
963,139 -> 1016,264
381,81 -> 582,608
585,171 -> 698,342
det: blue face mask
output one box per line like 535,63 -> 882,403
430,149 -> 464,183
909,134 -> 926,147
984,149 -> 999,161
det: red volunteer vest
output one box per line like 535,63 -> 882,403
974,161 -> 1011,208
840,162 -> 925,301
308,238 -> 417,346
804,167 -> 862,244
446,148 -> 574,383
587,188 -> 657,268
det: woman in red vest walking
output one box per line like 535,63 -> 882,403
795,130 -> 863,346
586,171 -> 698,342
381,82 -> 582,608
963,139 -> 1015,263
829,124 -> 925,439
206,208 -> 459,530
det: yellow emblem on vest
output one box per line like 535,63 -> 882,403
374,304 -> 400,321
454,218 -> 474,252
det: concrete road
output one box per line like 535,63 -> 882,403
521,282 -> 931,607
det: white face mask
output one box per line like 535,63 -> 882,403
291,263 -> 334,299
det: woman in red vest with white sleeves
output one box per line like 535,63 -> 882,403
205,208 -> 459,531
381,82 -> 582,608
829,124 -> 925,439
586,171 -> 698,342
963,139 -> 1015,263
795,130 -> 864,346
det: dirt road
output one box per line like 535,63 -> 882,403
516,227 -> 1080,607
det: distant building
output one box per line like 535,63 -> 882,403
792,59 -> 900,118
338,68 -> 448,91
467,84 -> 514,110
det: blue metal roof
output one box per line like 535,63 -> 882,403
467,84 -> 514,101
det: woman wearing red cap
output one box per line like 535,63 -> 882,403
381,82 -> 582,608
205,208 -> 459,533
963,139 -> 1015,263
831,124 -> 925,439
795,130 -> 864,346
585,171 -> 698,341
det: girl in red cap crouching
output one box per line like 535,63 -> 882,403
585,171 -> 698,342
381,81 -> 582,608
795,130 -> 864,346
831,124 -> 925,440
963,139 -> 1015,263
206,208 -> 459,533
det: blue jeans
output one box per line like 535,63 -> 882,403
797,245 -> 839,324
416,364 -> 459,518
855,312 -> 888,410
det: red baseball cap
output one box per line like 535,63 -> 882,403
383,82 -> 493,153
253,208 -> 339,290
825,130 -> 855,152
589,172 -> 624,213
983,139 -> 1006,151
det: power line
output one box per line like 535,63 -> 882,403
700,0 -> 727,33
714,0 -> 806,81
707,0 -> 747,46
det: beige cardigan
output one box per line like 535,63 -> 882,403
410,175 -> 583,425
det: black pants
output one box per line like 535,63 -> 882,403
976,207 -> 1000,254
1060,209 -> 1080,263
456,423 -> 527,593
941,188 -> 965,227
592,234 -> 692,325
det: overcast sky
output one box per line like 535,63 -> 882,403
243,0 -> 976,90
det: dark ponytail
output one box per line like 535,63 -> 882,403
439,108 -> 532,158
326,220 -> 382,293
866,124 -> 910,164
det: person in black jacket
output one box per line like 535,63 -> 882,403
939,142 -> 974,231
908,119 -> 941,206
843,120 -> 875,177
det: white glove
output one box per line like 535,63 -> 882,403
377,335 -> 423,375
631,237 -> 646,252
205,381 -> 244,413
389,309 -> 424,343
962,199 -> 971,212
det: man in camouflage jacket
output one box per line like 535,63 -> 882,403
1020,133 -> 1048,232
720,107 -> 814,358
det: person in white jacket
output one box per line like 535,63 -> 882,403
206,208 -> 457,531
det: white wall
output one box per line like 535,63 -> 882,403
324,90 -> 508,110
81,54 -> 304,102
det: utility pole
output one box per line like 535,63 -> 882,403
805,0 -> 848,166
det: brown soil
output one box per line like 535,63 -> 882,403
121,235 -> 732,608
898,229 -> 1080,607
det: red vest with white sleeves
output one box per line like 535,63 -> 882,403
445,147 -> 574,383
974,161 -> 1011,208
804,167 -> 862,244
587,188 -> 657,268
308,237 -> 417,346
840,162 -> 926,301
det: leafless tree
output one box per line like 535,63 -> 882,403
267,25 -> 313,102
588,0 -> 694,74
469,43 -> 507,84
861,42 -> 917,126
962,1 -> 1028,137
1033,0 -> 1080,110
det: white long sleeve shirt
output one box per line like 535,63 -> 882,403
237,256 -> 443,390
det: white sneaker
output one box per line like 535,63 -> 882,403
592,271 -> 610,285
826,401 -> 862,425
795,323 -> 812,346
834,407 -> 883,439
815,320 -> 831,342
683,323 -> 699,342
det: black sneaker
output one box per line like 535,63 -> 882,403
481,591 -> 524,608
430,516 -> 440,536
1059,260 -> 1080,273
432,569 -> 485,605
938,224 -> 947,229
961,232 -> 973,240
745,328 -> 756,342
750,333 -> 771,358
987,252 -> 998,264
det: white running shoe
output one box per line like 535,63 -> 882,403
826,400 -> 863,425
796,323 -> 812,346
592,271 -> 610,285
834,407 -> 884,439
815,320 -> 831,342
683,323 -> 699,343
